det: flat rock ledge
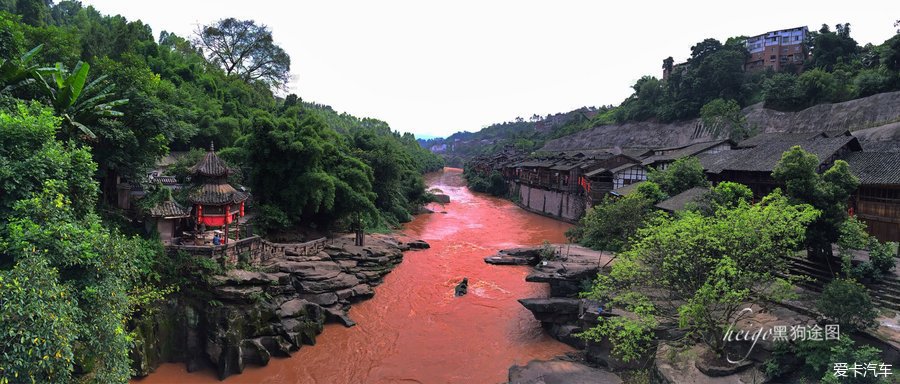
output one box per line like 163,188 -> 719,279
508,358 -> 623,384
484,248 -> 542,265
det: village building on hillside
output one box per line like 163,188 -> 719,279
745,26 -> 809,72
844,151 -> 900,242
663,26 -> 809,78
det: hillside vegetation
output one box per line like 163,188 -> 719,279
0,1 -> 441,382
430,22 -> 900,163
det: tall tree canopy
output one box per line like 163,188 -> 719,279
194,18 -> 291,89
772,146 -> 859,258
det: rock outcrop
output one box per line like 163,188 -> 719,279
131,234 -> 427,380
483,247 -> 542,265
433,194 -> 451,204
508,358 -> 623,384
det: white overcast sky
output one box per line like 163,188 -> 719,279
81,0 -> 898,139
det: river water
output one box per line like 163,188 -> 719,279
139,168 -> 574,383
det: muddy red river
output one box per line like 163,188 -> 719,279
137,168 -> 574,383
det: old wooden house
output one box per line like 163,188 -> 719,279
699,135 -> 862,198
844,151 -> 900,242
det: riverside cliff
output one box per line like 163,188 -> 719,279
131,234 -> 428,380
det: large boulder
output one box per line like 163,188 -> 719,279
433,194 -> 451,203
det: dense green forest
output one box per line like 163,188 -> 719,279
430,22 -> 900,165
0,1 -> 441,382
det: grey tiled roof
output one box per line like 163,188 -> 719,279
844,152 -> 900,185
610,181 -> 644,196
700,136 -> 861,174
149,200 -> 190,218
189,182 -> 249,205
642,140 -> 732,166
190,149 -> 231,177
656,187 -> 709,212
736,132 -> 826,148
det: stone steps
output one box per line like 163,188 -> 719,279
784,256 -> 900,311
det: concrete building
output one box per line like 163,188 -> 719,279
745,26 -> 808,72
663,26 -> 809,78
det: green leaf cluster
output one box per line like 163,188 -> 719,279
581,190 -> 819,357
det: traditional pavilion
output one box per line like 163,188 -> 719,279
189,143 -> 248,244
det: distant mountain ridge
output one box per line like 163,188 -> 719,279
420,106 -> 608,166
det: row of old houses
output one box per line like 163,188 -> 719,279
468,131 -> 900,242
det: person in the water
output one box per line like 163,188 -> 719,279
455,277 -> 468,296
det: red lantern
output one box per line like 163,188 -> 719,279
239,201 -> 245,217
226,204 -> 233,224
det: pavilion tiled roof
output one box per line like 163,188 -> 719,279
190,144 -> 231,177
149,200 -> 190,218
189,182 -> 249,205
844,152 -> 900,185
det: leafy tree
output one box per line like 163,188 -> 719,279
245,106 -> 378,229
0,44 -> 46,94
795,68 -> 838,106
838,216 -> 897,280
694,181 -> 753,216
662,56 -> 673,73
786,336 -> 886,383
808,23 -> 859,71
763,73 -> 803,111
46,61 -> 128,140
773,146 -> 859,258
0,102 -> 169,382
854,68 -> 895,97
699,98 -> 751,140
566,193 -> 659,252
634,180 -> 666,204
647,156 -> 710,196
816,278 -> 877,332
14,0 -> 47,26
879,34 -> 900,72
194,18 -> 291,89
0,255 -> 77,383
0,101 -> 97,218
580,191 -> 818,357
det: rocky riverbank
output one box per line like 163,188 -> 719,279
485,245 -> 629,382
494,244 -> 900,383
131,233 -> 428,380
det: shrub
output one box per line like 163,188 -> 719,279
539,240 -> 556,261
816,278 -> 877,332
869,240 -> 897,276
